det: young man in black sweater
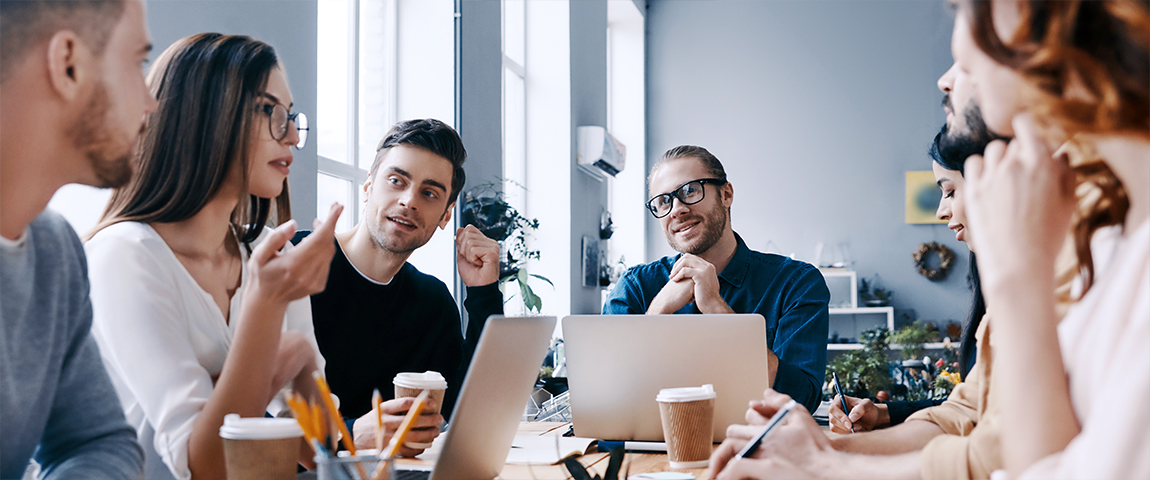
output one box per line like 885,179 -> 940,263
307,119 -> 503,456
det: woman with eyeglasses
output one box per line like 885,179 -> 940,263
84,33 -> 342,480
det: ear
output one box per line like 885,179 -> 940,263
437,202 -> 455,230
721,182 -> 734,208
45,31 -> 90,102
362,175 -> 372,202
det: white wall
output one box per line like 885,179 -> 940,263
646,0 -> 969,327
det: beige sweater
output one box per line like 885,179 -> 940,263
905,239 -> 1079,480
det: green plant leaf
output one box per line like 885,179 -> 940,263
529,273 -> 554,287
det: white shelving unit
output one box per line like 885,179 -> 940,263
828,342 -> 957,351
828,306 -> 894,347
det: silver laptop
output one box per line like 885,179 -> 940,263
563,314 -> 770,442
397,315 -> 556,480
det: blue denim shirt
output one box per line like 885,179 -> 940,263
603,233 -> 829,412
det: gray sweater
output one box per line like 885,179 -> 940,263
1,211 -> 143,479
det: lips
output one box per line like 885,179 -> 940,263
951,225 -> 965,242
387,215 -> 418,231
269,155 -> 292,175
671,219 -> 701,235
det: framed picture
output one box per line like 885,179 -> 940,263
581,235 -> 600,287
905,171 -> 945,224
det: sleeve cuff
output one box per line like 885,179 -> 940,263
772,360 -> 820,412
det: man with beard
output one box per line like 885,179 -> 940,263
826,61 -> 1010,435
1,0 -> 156,477
603,145 -> 830,412
300,119 -> 503,455
708,62 -> 1022,480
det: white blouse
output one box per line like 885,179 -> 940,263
87,222 -> 324,480
1019,222 -> 1150,479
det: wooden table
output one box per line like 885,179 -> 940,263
395,422 -> 712,480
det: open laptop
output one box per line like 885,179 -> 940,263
562,314 -> 770,442
394,315 -> 556,480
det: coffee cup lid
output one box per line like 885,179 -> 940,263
393,371 -> 447,390
218,414 -> 303,440
656,384 -> 716,403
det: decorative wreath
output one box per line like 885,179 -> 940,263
913,242 -> 956,281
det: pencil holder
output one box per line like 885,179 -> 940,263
315,454 -> 396,480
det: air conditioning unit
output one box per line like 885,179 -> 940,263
576,126 -> 626,181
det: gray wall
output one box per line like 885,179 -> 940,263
569,1 -> 610,314
456,0 -> 504,326
146,0 -> 319,226
646,0 -> 969,327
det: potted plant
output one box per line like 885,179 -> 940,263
459,182 -> 552,313
858,275 -> 894,307
825,326 -> 893,399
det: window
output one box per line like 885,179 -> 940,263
606,0 -> 646,277
316,0 -> 394,234
502,0 -> 527,311
318,0 -> 456,290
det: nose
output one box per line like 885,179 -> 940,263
397,185 -> 418,209
938,63 -> 956,94
668,195 -> 690,218
283,119 -> 300,146
936,199 -> 951,222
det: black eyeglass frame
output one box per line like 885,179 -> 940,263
645,177 -> 727,218
258,101 -> 309,149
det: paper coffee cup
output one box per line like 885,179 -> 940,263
219,414 -> 303,480
656,384 -> 716,469
393,371 -> 448,415
394,371 -> 448,449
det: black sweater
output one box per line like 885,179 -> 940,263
304,239 -> 503,430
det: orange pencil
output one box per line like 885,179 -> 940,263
382,389 -> 429,460
372,389 -> 384,454
312,371 -> 357,455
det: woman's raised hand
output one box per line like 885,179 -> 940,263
247,203 -> 344,305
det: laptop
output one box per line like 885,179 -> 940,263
394,315 -> 556,480
562,314 -> 770,442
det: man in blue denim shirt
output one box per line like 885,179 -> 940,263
603,145 -> 829,412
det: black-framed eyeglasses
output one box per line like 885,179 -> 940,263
645,178 -> 726,218
259,102 -> 309,149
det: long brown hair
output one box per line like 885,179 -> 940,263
966,0 -> 1148,293
89,32 -> 291,245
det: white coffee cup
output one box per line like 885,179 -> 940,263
219,414 -> 303,480
393,371 -> 448,449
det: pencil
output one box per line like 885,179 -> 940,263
382,389 -> 430,460
313,371 -> 358,455
372,389 -> 384,454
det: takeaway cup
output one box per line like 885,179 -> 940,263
393,371 -> 448,449
656,384 -> 716,469
218,414 -> 303,480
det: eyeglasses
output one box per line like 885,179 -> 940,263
645,178 -> 726,218
259,102 -> 309,149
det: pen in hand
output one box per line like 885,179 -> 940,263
737,399 -> 797,458
832,372 -> 854,433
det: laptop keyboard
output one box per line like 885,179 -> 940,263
394,470 -> 431,480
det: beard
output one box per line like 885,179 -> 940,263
935,100 -> 1009,167
665,197 -> 728,255
66,82 -> 135,188
365,210 -> 439,255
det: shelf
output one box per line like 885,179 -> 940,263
829,306 -> 893,315
827,342 -> 959,351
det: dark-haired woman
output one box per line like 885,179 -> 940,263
85,33 -> 343,480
